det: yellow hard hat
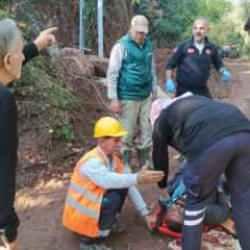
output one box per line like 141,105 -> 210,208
94,116 -> 127,138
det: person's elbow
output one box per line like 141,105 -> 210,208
158,177 -> 167,189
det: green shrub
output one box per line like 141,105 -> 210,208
15,56 -> 78,143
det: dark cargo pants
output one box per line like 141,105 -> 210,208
182,133 -> 250,250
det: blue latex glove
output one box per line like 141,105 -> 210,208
171,179 -> 186,202
165,79 -> 176,93
220,68 -> 231,82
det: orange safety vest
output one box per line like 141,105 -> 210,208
62,147 -> 124,237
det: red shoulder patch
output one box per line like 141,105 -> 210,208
205,48 -> 212,55
187,48 -> 195,54
172,47 -> 178,53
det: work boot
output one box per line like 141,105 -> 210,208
111,216 -> 126,234
138,148 -> 152,168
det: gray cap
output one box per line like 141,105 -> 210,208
130,15 -> 149,34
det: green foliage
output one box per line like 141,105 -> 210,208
15,56 -> 78,143
131,0 -> 141,4
54,122 -> 75,141
136,0 -> 232,47
197,0 -> 231,23
0,0 -> 8,8
84,0 -> 97,50
239,0 -> 250,19
0,7 -> 11,19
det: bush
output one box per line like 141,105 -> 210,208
15,56 -> 78,143
135,0 -> 232,48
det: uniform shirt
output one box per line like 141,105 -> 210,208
152,95 -> 250,188
166,37 -> 223,96
0,43 -> 39,230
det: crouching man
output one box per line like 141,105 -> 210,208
63,116 -> 164,250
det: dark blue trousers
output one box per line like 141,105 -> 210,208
99,189 -> 128,230
79,189 -> 127,244
182,133 -> 250,250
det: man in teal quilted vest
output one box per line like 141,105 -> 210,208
107,15 -> 157,168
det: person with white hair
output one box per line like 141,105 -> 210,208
151,94 -> 250,250
107,15 -> 157,168
0,18 -> 57,250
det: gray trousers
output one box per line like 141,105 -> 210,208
120,96 -> 152,152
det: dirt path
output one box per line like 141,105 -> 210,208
15,59 -> 250,250
227,59 -> 250,113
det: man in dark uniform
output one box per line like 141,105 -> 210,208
151,93 -> 250,250
165,17 -> 231,97
0,18 -> 57,250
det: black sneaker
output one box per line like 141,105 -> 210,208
80,243 -> 112,250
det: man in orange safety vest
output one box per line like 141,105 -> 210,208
63,116 -> 164,250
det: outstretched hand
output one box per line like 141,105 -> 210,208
34,27 -> 58,51
144,213 -> 157,230
137,166 -> 164,185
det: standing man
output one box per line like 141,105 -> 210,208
165,17 -> 231,97
63,116 -> 164,250
151,94 -> 250,250
107,15 -> 157,167
0,18 -> 57,250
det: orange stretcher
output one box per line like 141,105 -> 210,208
149,200 -> 236,239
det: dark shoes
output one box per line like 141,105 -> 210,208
80,243 -> 112,250
111,217 -> 126,234
79,238 -> 112,250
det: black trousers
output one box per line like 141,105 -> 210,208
0,207 -> 19,243
182,133 -> 250,250
168,168 -> 230,225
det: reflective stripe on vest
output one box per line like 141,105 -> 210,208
66,196 -> 99,219
63,147 -> 124,237
68,182 -> 102,205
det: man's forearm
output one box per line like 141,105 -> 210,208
128,186 -> 149,216
81,161 -> 138,189
107,43 -> 124,100
124,165 -> 150,216
23,43 -> 39,65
